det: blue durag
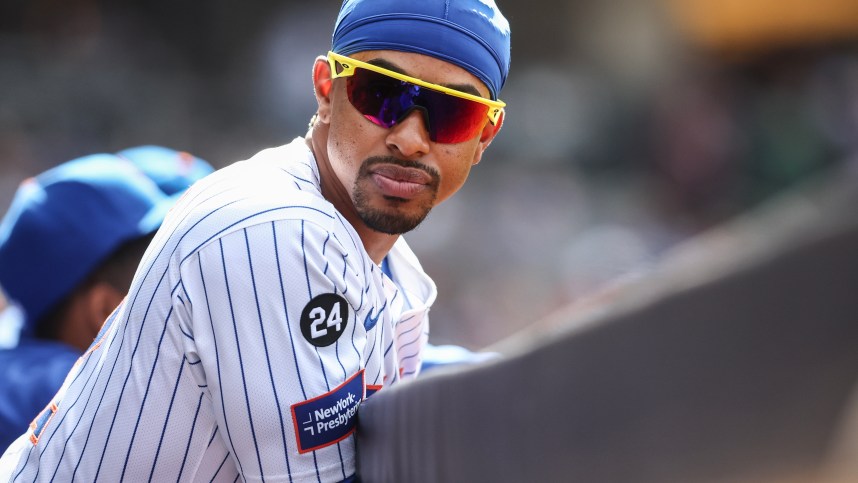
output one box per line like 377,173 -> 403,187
331,0 -> 511,100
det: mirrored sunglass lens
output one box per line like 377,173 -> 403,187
346,69 -> 410,128
419,89 -> 489,144
346,67 -> 489,143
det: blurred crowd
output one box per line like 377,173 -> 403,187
1,0 -> 856,348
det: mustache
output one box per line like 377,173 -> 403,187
359,156 -> 440,186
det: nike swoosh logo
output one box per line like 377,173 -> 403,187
363,302 -> 387,331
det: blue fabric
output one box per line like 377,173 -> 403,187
0,339 -> 79,449
117,145 -> 215,196
380,256 -> 392,278
332,0 -> 511,100
0,154 -> 177,333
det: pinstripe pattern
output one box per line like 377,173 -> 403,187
0,138 -> 437,482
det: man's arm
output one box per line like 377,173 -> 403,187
181,218 -> 371,482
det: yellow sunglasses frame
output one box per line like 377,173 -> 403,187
327,51 -> 506,126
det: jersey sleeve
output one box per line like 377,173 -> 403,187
178,218 -> 368,483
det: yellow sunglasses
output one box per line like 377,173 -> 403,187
327,51 -> 505,144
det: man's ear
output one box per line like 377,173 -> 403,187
473,111 -> 504,165
313,56 -> 334,123
480,111 -> 504,143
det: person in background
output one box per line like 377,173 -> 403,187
0,147 -> 213,449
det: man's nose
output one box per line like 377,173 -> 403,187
386,108 -> 432,159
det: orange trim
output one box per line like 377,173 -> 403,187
83,299 -> 124,357
29,402 -> 59,445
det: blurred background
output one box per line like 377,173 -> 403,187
1,0 -> 857,349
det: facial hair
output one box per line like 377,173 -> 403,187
352,156 -> 440,235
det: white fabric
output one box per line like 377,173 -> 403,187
0,138 -> 436,482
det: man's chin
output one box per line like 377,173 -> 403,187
357,206 -> 431,235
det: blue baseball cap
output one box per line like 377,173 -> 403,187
0,154 -> 179,334
117,145 -> 215,196
331,0 -> 511,100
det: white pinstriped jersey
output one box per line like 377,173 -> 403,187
0,138 -> 436,482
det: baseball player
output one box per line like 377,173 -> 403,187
0,0 -> 510,481
0,148 -> 213,450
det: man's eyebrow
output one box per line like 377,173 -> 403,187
367,58 -> 484,97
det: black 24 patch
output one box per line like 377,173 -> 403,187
300,293 -> 350,347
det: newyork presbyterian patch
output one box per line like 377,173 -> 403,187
291,370 -> 364,453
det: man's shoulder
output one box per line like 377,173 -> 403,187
162,140 -> 347,257
218,138 -> 321,199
